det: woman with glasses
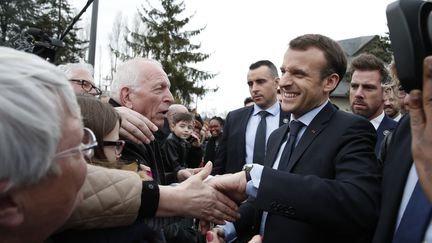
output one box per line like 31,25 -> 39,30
76,95 -> 152,178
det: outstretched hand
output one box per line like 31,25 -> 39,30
158,162 -> 240,224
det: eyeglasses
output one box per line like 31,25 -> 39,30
69,79 -> 102,96
103,140 -> 125,155
54,127 -> 98,160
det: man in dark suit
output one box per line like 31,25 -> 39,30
372,57 -> 432,243
212,60 -> 290,175
205,34 -> 381,243
349,53 -> 397,156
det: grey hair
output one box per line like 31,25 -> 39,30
110,58 -> 163,100
0,47 -> 80,191
58,62 -> 94,79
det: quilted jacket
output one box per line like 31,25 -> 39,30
63,164 -> 142,229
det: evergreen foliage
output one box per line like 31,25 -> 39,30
123,0 -> 216,105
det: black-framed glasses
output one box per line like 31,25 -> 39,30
103,140 -> 125,155
69,79 -> 102,96
54,127 -> 98,160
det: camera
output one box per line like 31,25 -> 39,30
386,0 -> 432,92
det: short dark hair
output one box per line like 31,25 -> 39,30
173,112 -> 194,125
249,60 -> 279,78
210,116 -> 224,126
244,96 -> 254,106
289,34 -> 347,82
349,53 -> 390,85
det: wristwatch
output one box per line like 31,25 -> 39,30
242,164 -> 253,182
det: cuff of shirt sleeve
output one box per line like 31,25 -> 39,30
245,164 -> 264,199
223,221 -> 237,243
138,180 -> 160,218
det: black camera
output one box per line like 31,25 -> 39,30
386,0 -> 432,92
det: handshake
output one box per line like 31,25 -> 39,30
159,162 -> 250,241
163,162 -> 247,224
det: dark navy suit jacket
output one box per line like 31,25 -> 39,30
235,102 -> 381,243
212,104 -> 290,175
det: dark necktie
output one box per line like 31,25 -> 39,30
278,120 -> 304,170
392,181 -> 432,243
253,110 -> 270,164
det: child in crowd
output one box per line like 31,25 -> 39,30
164,112 -> 203,173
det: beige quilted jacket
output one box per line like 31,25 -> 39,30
62,164 -> 142,229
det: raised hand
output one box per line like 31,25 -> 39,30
114,106 -> 158,144
409,55 -> 432,202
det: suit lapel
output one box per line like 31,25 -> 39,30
286,102 -> 337,172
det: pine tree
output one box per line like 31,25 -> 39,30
35,0 -> 87,64
125,0 -> 216,105
362,33 -> 393,64
0,0 -> 39,46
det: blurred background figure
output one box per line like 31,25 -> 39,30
58,63 -> 102,96
204,116 -> 224,163
244,96 -> 254,107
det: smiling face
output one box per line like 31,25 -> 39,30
209,119 -> 223,138
247,66 -> 279,110
349,70 -> 384,120
126,61 -> 174,128
279,47 -> 338,118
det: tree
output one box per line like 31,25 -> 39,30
0,0 -> 39,46
362,33 -> 393,64
35,0 -> 87,64
125,0 -> 216,105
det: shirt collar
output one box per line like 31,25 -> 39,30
290,100 -> 329,126
253,101 -> 280,117
370,111 -> 385,130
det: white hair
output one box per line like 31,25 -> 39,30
58,62 -> 94,79
0,47 -> 80,191
110,58 -> 163,100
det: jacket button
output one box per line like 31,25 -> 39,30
286,207 -> 296,215
148,184 -> 154,189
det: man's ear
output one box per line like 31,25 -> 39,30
120,86 -> 134,109
323,73 -> 340,92
0,181 -> 24,227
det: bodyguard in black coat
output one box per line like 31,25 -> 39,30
212,105 -> 289,174
212,60 -> 290,175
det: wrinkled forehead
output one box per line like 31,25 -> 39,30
137,63 -> 170,86
70,68 -> 94,83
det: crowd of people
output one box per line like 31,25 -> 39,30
1,31 -> 432,243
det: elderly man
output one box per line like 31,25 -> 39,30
58,63 -> 102,96
0,47 -> 88,242
109,58 -> 196,184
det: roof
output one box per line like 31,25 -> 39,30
338,35 -> 378,57
331,35 -> 379,98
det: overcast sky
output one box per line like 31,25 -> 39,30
72,0 -> 395,117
